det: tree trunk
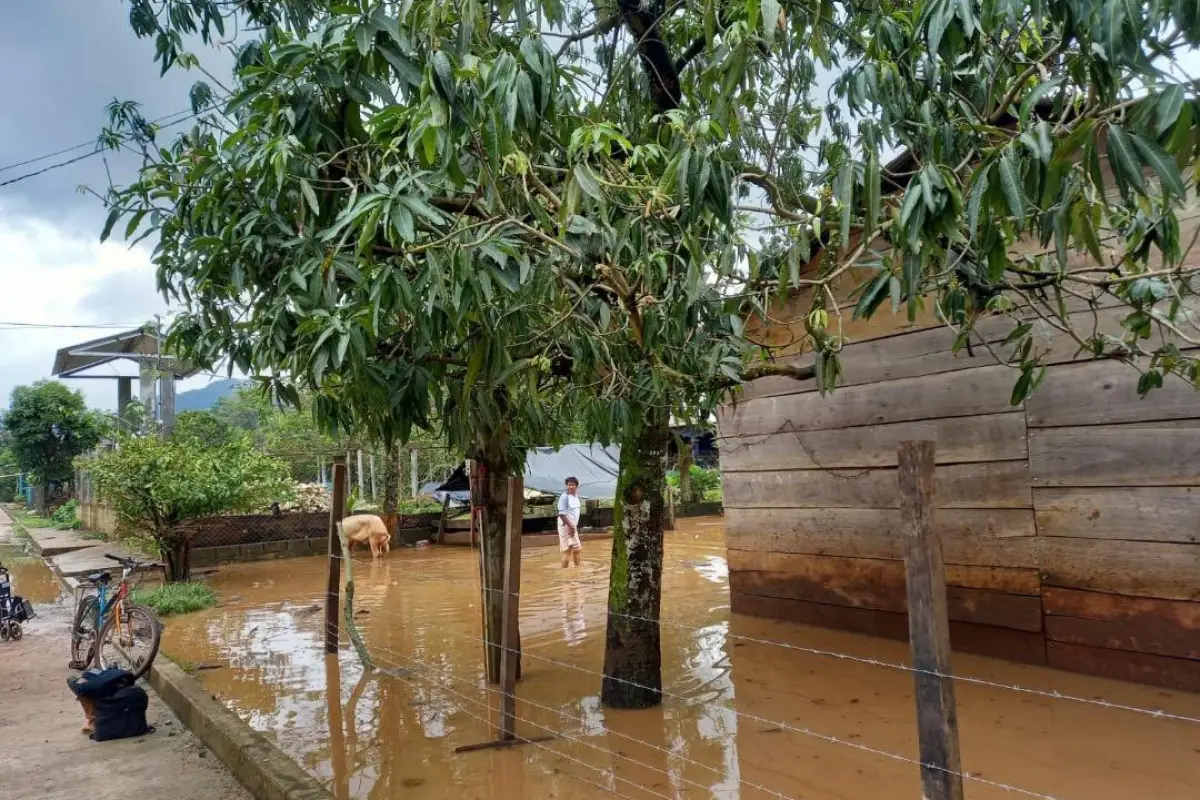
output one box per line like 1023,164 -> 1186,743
164,539 -> 191,582
474,429 -> 521,684
601,407 -> 669,709
382,444 -> 400,536
678,444 -> 694,505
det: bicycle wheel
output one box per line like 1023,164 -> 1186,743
97,603 -> 161,680
71,596 -> 100,667
8,622 -> 21,641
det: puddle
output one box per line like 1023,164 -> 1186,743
0,544 -> 61,604
161,518 -> 1200,800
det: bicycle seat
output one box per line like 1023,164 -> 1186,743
84,572 -> 112,585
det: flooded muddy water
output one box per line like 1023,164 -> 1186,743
162,518 -> 1200,800
0,544 -> 61,605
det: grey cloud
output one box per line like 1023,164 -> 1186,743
75,266 -> 168,325
0,1 -> 234,236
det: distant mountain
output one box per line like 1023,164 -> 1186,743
176,378 -> 246,411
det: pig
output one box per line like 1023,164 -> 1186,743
339,514 -> 391,558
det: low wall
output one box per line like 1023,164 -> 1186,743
80,502 -> 117,536
148,658 -> 332,800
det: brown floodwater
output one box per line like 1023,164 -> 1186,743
0,544 -> 62,605
161,518 -> 1200,800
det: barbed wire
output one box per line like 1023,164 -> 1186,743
332,558 -> 1200,729
325,639 -> 645,798
327,623 -> 802,800
337,606 -> 1061,800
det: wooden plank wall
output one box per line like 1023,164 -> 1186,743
719,315 -> 1200,691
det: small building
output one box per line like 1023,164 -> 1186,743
719,149 -> 1200,692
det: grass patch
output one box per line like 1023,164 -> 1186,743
80,531 -> 108,541
15,512 -> 55,528
132,582 -> 218,616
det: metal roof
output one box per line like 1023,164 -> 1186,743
50,328 -> 199,379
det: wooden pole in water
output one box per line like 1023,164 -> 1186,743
898,441 -> 964,800
325,456 -> 348,654
498,475 -> 524,740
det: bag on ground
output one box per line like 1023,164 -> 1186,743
90,684 -> 153,742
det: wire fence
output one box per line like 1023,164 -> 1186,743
317,537 -> 1200,800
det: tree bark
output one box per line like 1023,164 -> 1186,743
601,406 -> 669,708
164,538 -> 191,582
382,444 -> 400,536
474,428 -> 521,684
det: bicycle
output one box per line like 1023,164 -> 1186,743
69,554 -> 161,679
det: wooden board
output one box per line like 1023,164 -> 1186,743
723,461 -> 1032,510
720,364 -> 1022,438
727,551 -> 1042,631
1034,487 -> 1200,544
729,550 -> 1041,594
1026,360 -> 1200,427
719,413 -> 1027,472
1046,641 -> 1200,693
739,304 -> 1141,402
1044,590 -> 1200,662
725,508 -> 1037,566
730,592 -> 1049,665
739,316 -> 1015,401
1029,427 -> 1200,487
1038,538 -> 1200,602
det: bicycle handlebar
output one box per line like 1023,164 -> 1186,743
104,553 -> 144,567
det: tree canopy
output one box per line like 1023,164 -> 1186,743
88,433 -> 292,580
2,381 -> 102,494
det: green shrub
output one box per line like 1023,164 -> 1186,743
666,466 -> 722,504
132,582 -> 218,616
51,499 -> 82,530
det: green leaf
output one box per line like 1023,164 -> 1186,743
865,152 -> 881,234
967,165 -> 989,235
354,23 -> 374,56
515,72 -> 536,127
431,51 -> 456,102
998,153 -> 1025,226
573,164 -> 604,202
298,179 -> 319,216
100,206 -> 121,243
853,271 -> 891,320
1130,133 -> 1186,199
1019,79 -> 1060,123
761,0 -> 780,44
1156,85 -> 1185,137
927,0 -> 951,54
1053,119 -> 1096,166
838,161 -> 854,248
378,42 -> 423,88
1105,123 -> 1146,195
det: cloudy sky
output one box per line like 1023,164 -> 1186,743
0,1 -> 233,409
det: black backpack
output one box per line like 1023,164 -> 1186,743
90,684 -> 153,742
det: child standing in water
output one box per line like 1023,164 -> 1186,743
557,476 -> 582,568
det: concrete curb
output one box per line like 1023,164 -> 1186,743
147,658 -> 333,800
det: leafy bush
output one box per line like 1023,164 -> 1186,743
51,499 -> 82,530
666,466 -> 722,504
87,434 -> 292,581
132,582 -> 218,616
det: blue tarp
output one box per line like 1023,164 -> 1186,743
428,444 -> 621,502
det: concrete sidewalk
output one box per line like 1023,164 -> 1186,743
0,511 -> 250,800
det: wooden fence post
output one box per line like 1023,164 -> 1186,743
325,456 -> 348,654
499,476 -> 524,740
898,440 -> 964,800
369,452 -> 378,501
410,447 -> 420,498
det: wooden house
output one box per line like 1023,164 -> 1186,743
718,148 -> 1200,692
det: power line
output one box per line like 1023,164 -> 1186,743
0,101 -> 226,191
0,322 -> 145,329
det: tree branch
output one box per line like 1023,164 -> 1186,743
739,362 -> 817,382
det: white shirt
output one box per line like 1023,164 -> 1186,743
557,492 -> 581,526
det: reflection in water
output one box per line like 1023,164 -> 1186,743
0,545 -> 60,604
162,519 -> 1200,800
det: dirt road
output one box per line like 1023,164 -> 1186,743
0,511 -> 250,800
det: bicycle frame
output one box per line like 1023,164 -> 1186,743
85,567 -> 134,665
